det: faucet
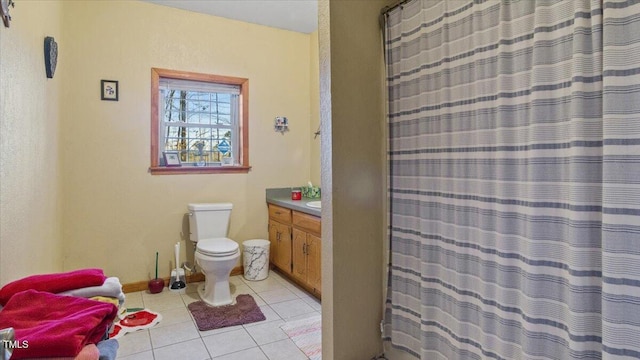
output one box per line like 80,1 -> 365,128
0,328 -> 14,360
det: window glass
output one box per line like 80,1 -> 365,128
150,68 -> 249,174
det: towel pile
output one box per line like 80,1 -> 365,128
0,268 -> 122,360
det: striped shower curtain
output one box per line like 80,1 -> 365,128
383,1 -> 640,359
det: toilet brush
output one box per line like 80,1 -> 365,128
170,242 -> 186,290
148,251 -> 164,294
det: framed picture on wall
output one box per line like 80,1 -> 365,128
163,151 -> 181,167
101,80 -> 119,101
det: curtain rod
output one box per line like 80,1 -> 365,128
380,0 -> 413,16
379,0 -> 413,30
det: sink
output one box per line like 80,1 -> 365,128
306,201 -> 321,209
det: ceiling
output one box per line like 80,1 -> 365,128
141,0 -> 318,34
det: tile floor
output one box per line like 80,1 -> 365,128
116,271 -> 321,360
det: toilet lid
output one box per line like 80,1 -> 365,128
197,238 -> 239,257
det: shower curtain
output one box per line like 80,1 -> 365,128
383,1 -> 640,359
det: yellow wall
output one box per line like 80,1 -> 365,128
0,1 -> 316,287
310,31 -> 321,186
57,0 -> 313,283
0,0 -> 65,284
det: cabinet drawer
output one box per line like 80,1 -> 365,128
269,204 -> 291,224
292,211 -> 321,235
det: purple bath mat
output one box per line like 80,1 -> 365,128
188,294 -> 266,331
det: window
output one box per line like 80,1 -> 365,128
150,68 -> 250,174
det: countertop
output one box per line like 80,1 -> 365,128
266,188 -> 321,217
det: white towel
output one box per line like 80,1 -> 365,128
58,277 -> 125,303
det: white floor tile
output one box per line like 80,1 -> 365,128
245,319 -> 289,345
184,282 -> 200,294
286,311 -> 322,323
181,291 -> 201,306
301,295 -> 322,312
252,293 -> 267,306
257,287 -> 299,304
123,291 -> 144,309
116,330 -> 152,357
198,323 -> 244,337
202,328 -> 257,358
150,320 -> 200,348
141,287 -> 173,299
212,346 -> 268,360
229,275 -> 245,286
250,304 -> 282,324
116,349 -> 154,360
144,291 -> 188,312
230,283 -> 257,297
260,338 -> 308,360
151,305 -> 192,328
119,270 -> 319,360
153,338 -> 210,360
267,271 -> 289,283
270,299 -> 315,320
279,281 -> 310,298
243,276 -> 286,293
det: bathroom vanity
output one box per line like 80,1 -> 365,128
266,189 -> 321,298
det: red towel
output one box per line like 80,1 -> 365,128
0,268 -> 106,305
0,289 -> 117,359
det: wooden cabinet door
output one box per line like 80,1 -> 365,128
306,233 -> 321,293
269,220 -> 291,272
292,228 -> 307,283
268,221 -> 278,264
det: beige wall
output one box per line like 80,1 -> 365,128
0,2 -> 316,286
318,1 -> 334,357
310,31 -> 321,187
57,0 -> 313,283
0,0 -> 315,286
0,1 -> 65,284
320,0 -> 389,358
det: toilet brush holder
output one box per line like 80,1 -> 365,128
169,242 -> 186,293
169,268 -> 186,293
148,278 -> 165,294
148,251 -> 165,294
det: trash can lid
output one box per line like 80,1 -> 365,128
243,239 -> 270,247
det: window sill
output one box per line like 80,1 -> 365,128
149,165 -> 251,175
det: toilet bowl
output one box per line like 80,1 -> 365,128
188,203 -> 239,307
195,238 -> 240,306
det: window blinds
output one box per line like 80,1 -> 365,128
159,78 -> 240,95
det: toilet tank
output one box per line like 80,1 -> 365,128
188,203 -> 233,241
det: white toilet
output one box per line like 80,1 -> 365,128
188,203 -> 240,307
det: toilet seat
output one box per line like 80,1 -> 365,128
196,238 -> 239,257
